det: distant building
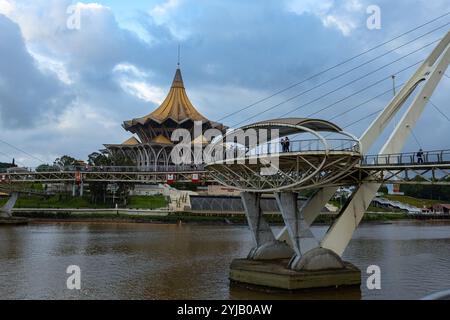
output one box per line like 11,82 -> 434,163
104,67 -> 226,169
386,183 -> 404,195
431,204 -> 450,214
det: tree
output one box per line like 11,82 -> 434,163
0,162 -> 16,169
36,164 -> 57,172
87,151 -> 135,206
401,175 -> 450,202
54,155 -> 78,168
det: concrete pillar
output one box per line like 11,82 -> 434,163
275,192 -> 319,269
72,184 -> 76,197
276,186 -> 337,246
0,192 -> 19,218
240,192 -> 293,260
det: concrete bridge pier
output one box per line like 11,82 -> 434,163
230,189 -> 361,291
0,192 -> 19,218
275,191 -> 349,271
240,192 -> 293,260
274,192 -> 319,267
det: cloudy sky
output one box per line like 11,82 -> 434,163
0,0 -> 449,166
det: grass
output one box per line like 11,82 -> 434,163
127,195 -> 167,209
331,200 -> 403,213
383,194 -> 443,208
11,210 -> 410,224
0,194 -> 168,209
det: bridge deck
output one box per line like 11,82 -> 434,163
1,149 -> 449,186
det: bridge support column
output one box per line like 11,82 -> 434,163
240,192 -> 293,260
0,192 -> 19,218
274,192 -> 320,269
276,187 -> 337,246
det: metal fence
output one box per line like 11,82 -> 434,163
362,149 -> 450,166
211,138 -> 360,161
0,164 -> 205,174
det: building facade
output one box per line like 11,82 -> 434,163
104,68 -> 226,170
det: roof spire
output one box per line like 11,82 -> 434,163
171,67 -> 184,88
177,44 -> 181,67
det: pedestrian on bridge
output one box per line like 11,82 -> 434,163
417,149 -> 424,164
280,138 -> 286,153
285,137 -> 290,152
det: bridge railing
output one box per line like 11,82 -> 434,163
361,149 -> 450,166
0,164 -> 205,174
212,138 -> 360,161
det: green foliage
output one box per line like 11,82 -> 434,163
0,162 -> 16,169
53,155 -> 78,167
12,211 -> 409,224
14,195 -> 110,209
87,151 -> 135,206
171,182 -> 198,191
400,181 -> 450,202
384,194 -> 442,208
36,164 -> 58,172
127,195 -> 168,209
11,194 -> 167,209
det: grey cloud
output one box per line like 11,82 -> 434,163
0,14 -> 73,128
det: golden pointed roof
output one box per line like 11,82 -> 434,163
125,68 -> 207,126
122,136 -> 140,145
151,134 -> 173,144
191,134 -> 209,145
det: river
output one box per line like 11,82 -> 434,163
1,220 -> 449,300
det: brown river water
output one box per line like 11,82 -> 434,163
1,220 -> 450,300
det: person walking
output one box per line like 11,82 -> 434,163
285,137 -> 290,152
417,148 -> 424,164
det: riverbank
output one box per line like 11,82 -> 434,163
0,194 -> 168,210
11,210 -> 412,225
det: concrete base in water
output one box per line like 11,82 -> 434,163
230,258 -> 361,291
0,217 -> 29,226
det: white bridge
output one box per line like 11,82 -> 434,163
203,31 -> 450,274
1,30 -> 449,287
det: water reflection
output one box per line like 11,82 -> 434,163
0,220 -> 449,299
229,284 -> 362,300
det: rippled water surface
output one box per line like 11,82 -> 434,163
1,221 -> 449,299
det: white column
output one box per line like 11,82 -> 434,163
276,186 -> 337,245
241,192 -> 293,260
275,192 -> 319,255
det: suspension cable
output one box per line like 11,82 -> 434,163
0,139 -> 45,164
0,150 -> 24,167
429,100 -> 450,122
329,82 -> 405,121
409,127 -> 423,149
216,12 -> 450,122
232,36 -> 441,127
